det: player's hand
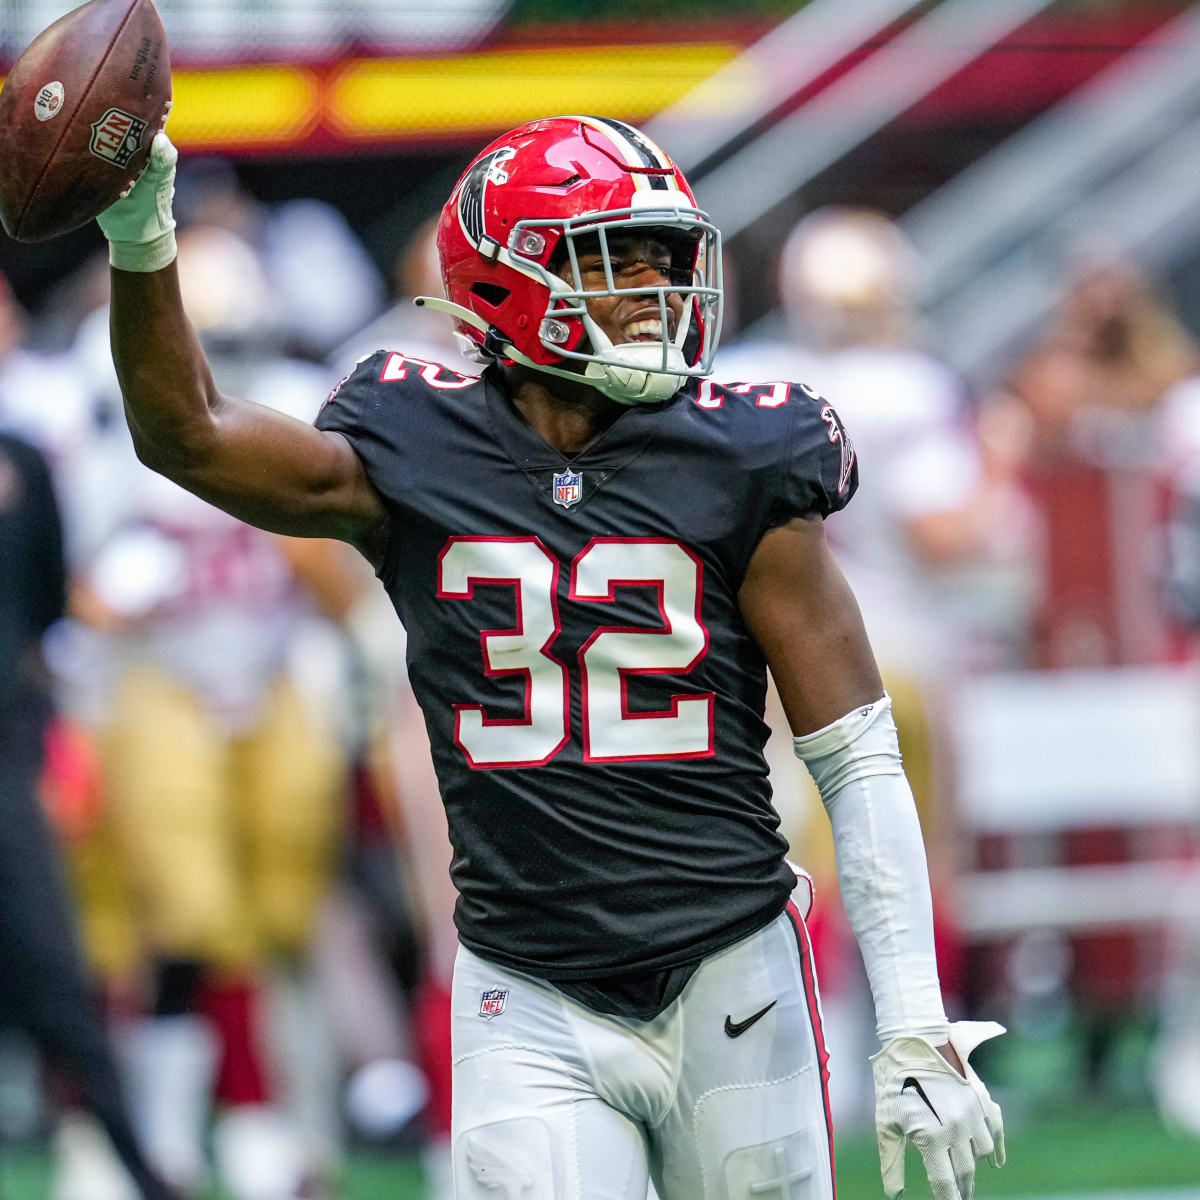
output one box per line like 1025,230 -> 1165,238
871,1020 -> 1005,1200
96,128 -> 178,272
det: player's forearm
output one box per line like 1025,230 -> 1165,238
794,696 -> 949,1044
110,262 -> 222,474
98,131 -> 221,477
828,780 -> 949,1043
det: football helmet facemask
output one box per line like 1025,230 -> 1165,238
420,115 -> 723,405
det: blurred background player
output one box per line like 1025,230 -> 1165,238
172,154 -> 386,365
720,208 -> 1040,685
331,216 -> 477,375
1004,252 -> 1198,468
0,408 -> 171,1200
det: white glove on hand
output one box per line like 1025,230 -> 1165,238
96,131 -> 178,273
872,1020 -> 1006,1200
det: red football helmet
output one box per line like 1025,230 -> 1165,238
421,115 -> 723,405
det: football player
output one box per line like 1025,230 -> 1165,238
96,115 -> 1004,1200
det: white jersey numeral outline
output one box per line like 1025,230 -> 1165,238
694,380 -> 791,409
437,537 -> 713,768
437,537 -> 570,769
571,538 -> 714,763
729,380 -> 790,408
380,353 -> 476,390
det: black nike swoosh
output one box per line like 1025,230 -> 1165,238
724,1001 -> 777,1038
901,1076 -> 942,1124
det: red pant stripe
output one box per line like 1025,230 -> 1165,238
786,900 -> 836,1198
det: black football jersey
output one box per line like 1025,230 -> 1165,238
316,352 -> 857,985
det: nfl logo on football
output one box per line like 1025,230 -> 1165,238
89,107 -> 147,168
479,987 -> 508,1020
553,468 -> 582,509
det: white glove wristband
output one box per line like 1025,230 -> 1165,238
96,131 -> 179,273
794,695 -> 948,1043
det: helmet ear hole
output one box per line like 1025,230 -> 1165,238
471,282 -> 511,308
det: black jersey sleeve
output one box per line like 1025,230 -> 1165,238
778,382 -> 858,521
314,349 -> 388,444
314,349 -> 406,571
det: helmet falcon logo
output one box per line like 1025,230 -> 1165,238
458,147 -> 517,246
485,147 -> 516,186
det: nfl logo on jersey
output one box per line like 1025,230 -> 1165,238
552,469 -> 582,509
479,987 -> 509,1019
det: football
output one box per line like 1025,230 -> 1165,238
0,0 -> 171,243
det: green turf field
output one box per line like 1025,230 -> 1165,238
2,1104 -> 1198,1198
835,1105 -> 1200,1198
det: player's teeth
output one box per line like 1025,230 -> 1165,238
625,320 -> 663,339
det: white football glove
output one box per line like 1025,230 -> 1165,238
871,1020 -> 1006,1200
96,129 -> 178,273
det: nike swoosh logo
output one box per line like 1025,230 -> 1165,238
901,1076 -> 942,1124
724,1001 -> 777,1038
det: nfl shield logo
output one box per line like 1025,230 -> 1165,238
479,987 -> 508,1019
89,107 -> 147,168
553,468 -> 582,510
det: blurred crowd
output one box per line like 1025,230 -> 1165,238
2,162 -> 1200,1199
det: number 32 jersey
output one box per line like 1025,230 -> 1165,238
316,353 -> 857,986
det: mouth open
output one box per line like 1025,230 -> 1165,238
622,316 -> 674,344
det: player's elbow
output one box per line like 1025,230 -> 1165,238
130,430 -> 189,485
130,430 -> 169,473
129,418 -> 217,483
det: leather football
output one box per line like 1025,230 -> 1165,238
0,0 -> 171,242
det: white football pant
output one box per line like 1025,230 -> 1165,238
451,902 -> 834,1200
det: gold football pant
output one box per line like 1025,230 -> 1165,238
94,666 -> 343,970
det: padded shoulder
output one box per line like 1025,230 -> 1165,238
690,377 -> 858,520
316,349 -> 482,441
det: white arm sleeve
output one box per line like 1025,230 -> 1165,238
793,695 -> 949,1044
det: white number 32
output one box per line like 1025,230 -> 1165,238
437,536 -> 714,768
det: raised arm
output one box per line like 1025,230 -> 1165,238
739,515 -> 1005,1200
101,135 -> 387,556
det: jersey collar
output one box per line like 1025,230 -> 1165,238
482,368 -> 676,472
482,369 -> 679,513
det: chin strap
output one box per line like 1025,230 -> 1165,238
414,296 -> 685,406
